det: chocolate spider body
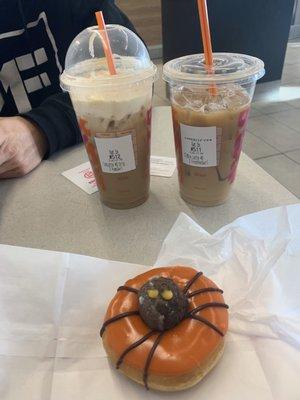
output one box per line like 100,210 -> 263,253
100,271 -> 228,390
138,277 -> 189,331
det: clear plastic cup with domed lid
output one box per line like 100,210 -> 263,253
60,24 -> 157,209
163,53 -> 264,207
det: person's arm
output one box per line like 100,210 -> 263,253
0,91 -> 80,178
0,116 -> 48,178
22,92 -> 81,157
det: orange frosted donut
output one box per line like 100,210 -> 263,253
100,266 -> 229,391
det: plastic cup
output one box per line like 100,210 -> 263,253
163,53 -> 265,206
61,25 -> 157,209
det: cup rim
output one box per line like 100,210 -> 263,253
60,63 -> 157,91
163,53 -> 265,85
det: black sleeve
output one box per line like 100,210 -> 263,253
21,0 -> 137,157
22,92 -> 81,157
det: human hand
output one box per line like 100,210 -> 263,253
0,116 -> 48,178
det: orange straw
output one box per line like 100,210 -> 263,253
197,0 -> 217,94
95,11 -> 117,75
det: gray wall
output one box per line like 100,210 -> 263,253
290,0 -> 300,38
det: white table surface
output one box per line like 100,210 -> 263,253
0,107 -> 298,265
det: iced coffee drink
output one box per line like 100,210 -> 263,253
72,80 -> 152,208
163,53 -> 265,206
60,25 -> 157,209
172,86 -> 250,205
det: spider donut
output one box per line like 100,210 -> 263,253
100,266 -> 229,391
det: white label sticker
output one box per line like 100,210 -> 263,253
180,124 -> 217,167
94,134 -> 136,173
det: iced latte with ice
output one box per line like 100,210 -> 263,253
163,53 -> 265,206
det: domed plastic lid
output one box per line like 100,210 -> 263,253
163,53 -> 265,85
61,25 -> 157,90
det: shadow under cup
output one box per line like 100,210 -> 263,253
163,53 -> 265,207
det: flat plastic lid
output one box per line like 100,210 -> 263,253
61,24 -> 156,89
163,53 -> 265,85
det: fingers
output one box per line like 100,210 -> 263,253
0,119 -> 18,167
0,127 -> 16,165
0,120 -> 7,148
0,158 -> 27,178
0,143 -> 16,166
0,167 -> 23,179
0,117 -> 45,178
0,159 -> 14,177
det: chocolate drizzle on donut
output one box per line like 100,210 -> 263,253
116,331 -> 157,369
183,271 -> 203,294
188,287 -> 223,298
143,332 -> 164,390
190,314 -> 225,336
117,285 -> 139,294
100,311 -> 139,337
190,302 -> 229,315
100,270 -> 229,390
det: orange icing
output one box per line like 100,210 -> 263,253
102,266 -> 229,376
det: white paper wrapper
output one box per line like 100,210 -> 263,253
0,205 -> 299,399
155,204 -> 300,399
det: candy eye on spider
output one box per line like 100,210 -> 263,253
146,288 -> 174,301
160,289 -> 173,300
147,289 -> 158,299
